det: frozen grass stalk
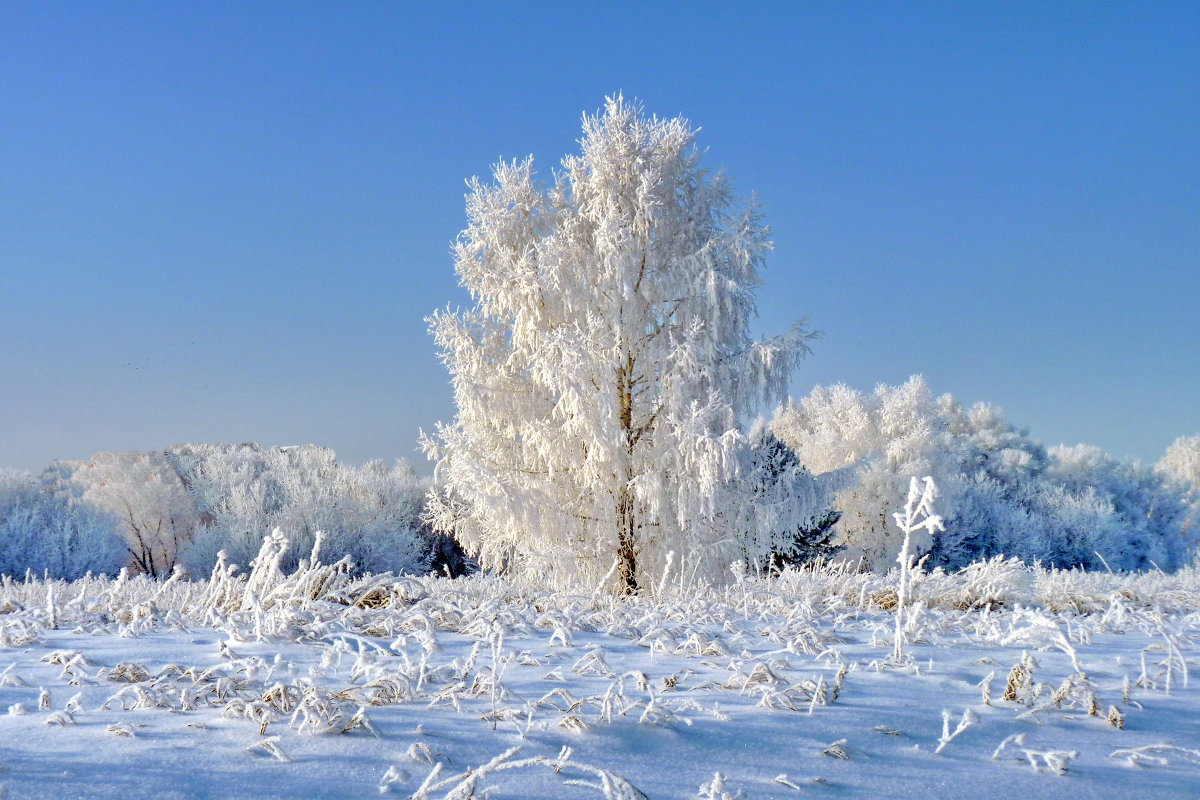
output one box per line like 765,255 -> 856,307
891,477 -> 944,662
5,525 -> 1200,798
935,708 -> 979,754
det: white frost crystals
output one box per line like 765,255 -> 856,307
892,476 -> 944,662
423,95 -> 814,593
3,540 -> 1200,798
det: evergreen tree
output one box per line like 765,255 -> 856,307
741,422 -> 840,571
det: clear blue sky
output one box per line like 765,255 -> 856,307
2,1 -> 1197,472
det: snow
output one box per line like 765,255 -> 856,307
2,562 -> 1200,799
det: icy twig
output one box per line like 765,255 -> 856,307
935,708 -> 979,754
822,739 -> 850,760
1022,748 -> 1078,775
245,736 -> 290,762
1109,743 -> 1200,767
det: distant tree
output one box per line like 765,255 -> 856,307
1044,444 -> 1193,571
0,469 -> 125,579
1159,434 -> 1200,544
740,421 -> 841,572
774,378 -> 1198,572
1159,435 -> 1200,499
172,443 -> 432,576
62,451 -> 199,577
772,376 -> 950,570
423,96 -> 813,593
931,400 -> 1051,567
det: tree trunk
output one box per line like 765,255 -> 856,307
616,355 -> 638,595
616,486 -> 638,594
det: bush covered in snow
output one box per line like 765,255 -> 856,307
772,377 -> 1197,573
170,443 -> 432,577
0,468 -> 125,579
9,445 -> 442,580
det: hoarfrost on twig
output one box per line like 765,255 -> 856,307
1022,748 -> 1078,775
245,736 -> 290,763
822,739 -> 850,759
992,732 -> 1027,761
935,708 -> 979,754
1109,743 -> 1200,768
698,771 -> 744,800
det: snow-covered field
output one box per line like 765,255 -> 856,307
2,554 -> 1199,800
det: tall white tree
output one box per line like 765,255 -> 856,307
423,96 -> 812,593
1159,435 -> 1200,497
1159,434 -> 1200,541
63,451 -> 199,577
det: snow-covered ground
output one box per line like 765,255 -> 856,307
2,558 -> 1199,799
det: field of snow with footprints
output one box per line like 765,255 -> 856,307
2,537 -> 1199,800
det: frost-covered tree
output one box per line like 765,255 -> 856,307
772,376 -> 952,570
0,469 -> 125,579
930,400 -> 1051,566
1043,444 -> 1193,571
774,378 -> 1197,572
1159,435 -> 1200,498
2,444 -> 440,580
423,96 -> 813,592
739,421 -> 841,572
171,443 -> 432,576
1159,434 -> 1200,542
62,451 -> 199,577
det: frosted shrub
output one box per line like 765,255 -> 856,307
175,444 -> 432,577
773,379 -> 1198,573
924,555 -> 1029,611
0,470 -> 125,580
697,772 -> 744,800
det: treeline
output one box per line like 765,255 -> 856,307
0,444 -> 463,581
1,392 -> 1196,582
771,376 -> 1200,573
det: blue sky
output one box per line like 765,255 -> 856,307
1,2 -> 1197,472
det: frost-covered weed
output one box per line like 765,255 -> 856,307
1109,743 -> 1200,767
3,530 -> 1200,798
935,708 -> 980,754
389,746 -> 649,800
1022,748 -> 1079,776
697,772 -> 744,800
891,476 -> 944,662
